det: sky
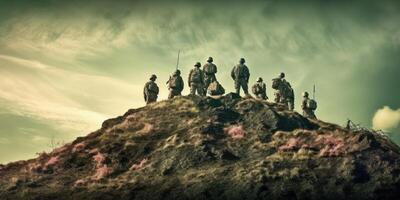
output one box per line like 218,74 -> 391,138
0,0 -> 399,164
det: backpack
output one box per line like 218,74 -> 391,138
208,81 -> 225,95
272,78 -> 281,89
190,69 -> 202,83
148,82 -> 159,94
235,64 -> 249,79
281,81 -> 294,98
307,99 -> 317,110
169,76 -> 177,88
204,63 -> 217,74
252,83 -> 263,95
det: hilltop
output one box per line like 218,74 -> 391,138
0,94 -> 399,200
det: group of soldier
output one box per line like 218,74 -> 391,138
143,57 -> 317,119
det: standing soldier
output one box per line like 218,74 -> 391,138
252,77 -> 268,100
231,58 -> 250,96
301,92 -> 317,119
167,69 -> 184,99
143,74 -> 159,105
188,62 -> 205,96
272,73 -> 294,110
202,57 -> 218,94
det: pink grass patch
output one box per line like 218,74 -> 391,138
138,123 -> 154,135
53,146 -> 68,154
279,138 -> 301,151
93,152 -> 106,168
43,155 -> 60,170
92,165 -> 113,180
224,125 -> 246,139
316,134 -> 345,157
129,158 -> 148,171
89,148 -> 99,155
72,142 -> 86,153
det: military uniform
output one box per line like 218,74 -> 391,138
144,75 -> 159,105
231,58 -> 250,96
273,73 -> 294,110
202,57 -> 217,94
167,70 -> 184,99
188,62 -> 205,96
301,92 -> 317,119
252,78 -> 268,100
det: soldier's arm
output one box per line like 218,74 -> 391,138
245,66 -> 250,82
301,100 -> 306,109
155,84 -> 159,95
188,70 -> 192,87
200,70 -> 205,84
143,83 -> 148,101
179,77 -> 184,91
231,67 -> 235,80
214,64 -> 217,73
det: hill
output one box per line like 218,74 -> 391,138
1,94 -> 399,200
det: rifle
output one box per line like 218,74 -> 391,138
313,84 -> 316,100
167,50 -> 181,85
176,50 -> 180,70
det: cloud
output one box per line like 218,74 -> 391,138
0,54 -> 142,134
372,106 -> 400,132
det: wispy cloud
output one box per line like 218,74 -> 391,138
0,54 -> 142,134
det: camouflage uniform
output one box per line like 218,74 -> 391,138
252,78 -> 268,100
144,75 -> 159,105
231,58 -> 250,96
302,95 -> 317,119
202,57 -> 217,94
273,73 -> 294,110
167,70 -> 184,99
188,62 -> 205,96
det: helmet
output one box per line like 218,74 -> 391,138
239,58 -> 245,64
174,69 -> 181,75
207,57 -> 213,62
150,74 -> 157,80
194,62 -> 201,67
279,72 -> 285,78
257,77 -> 263,82
302,92 -> 309,97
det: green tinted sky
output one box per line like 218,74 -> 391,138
1,0 -> 400,163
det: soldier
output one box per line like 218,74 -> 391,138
143,74 -> 159,105
202,57 -> 218,94
301,92 -> 317,119
272,73 -> 294,110
231,58 -> 250,96
188,62 -> 205,96
252,77 -> 268,100
167,69 -> 184,99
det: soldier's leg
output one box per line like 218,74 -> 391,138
280,98 -> 288,109
203,77 -> 210,95
242,80 -> 249,95
310,111 -> 317,119
168,90 -> 174,99
289,99 -> 295,111
197,85 -> 205,96
235,81 -> 240,95
147,96 -> 156,104
274,92 -> 280,103
190,84 -> 196,95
